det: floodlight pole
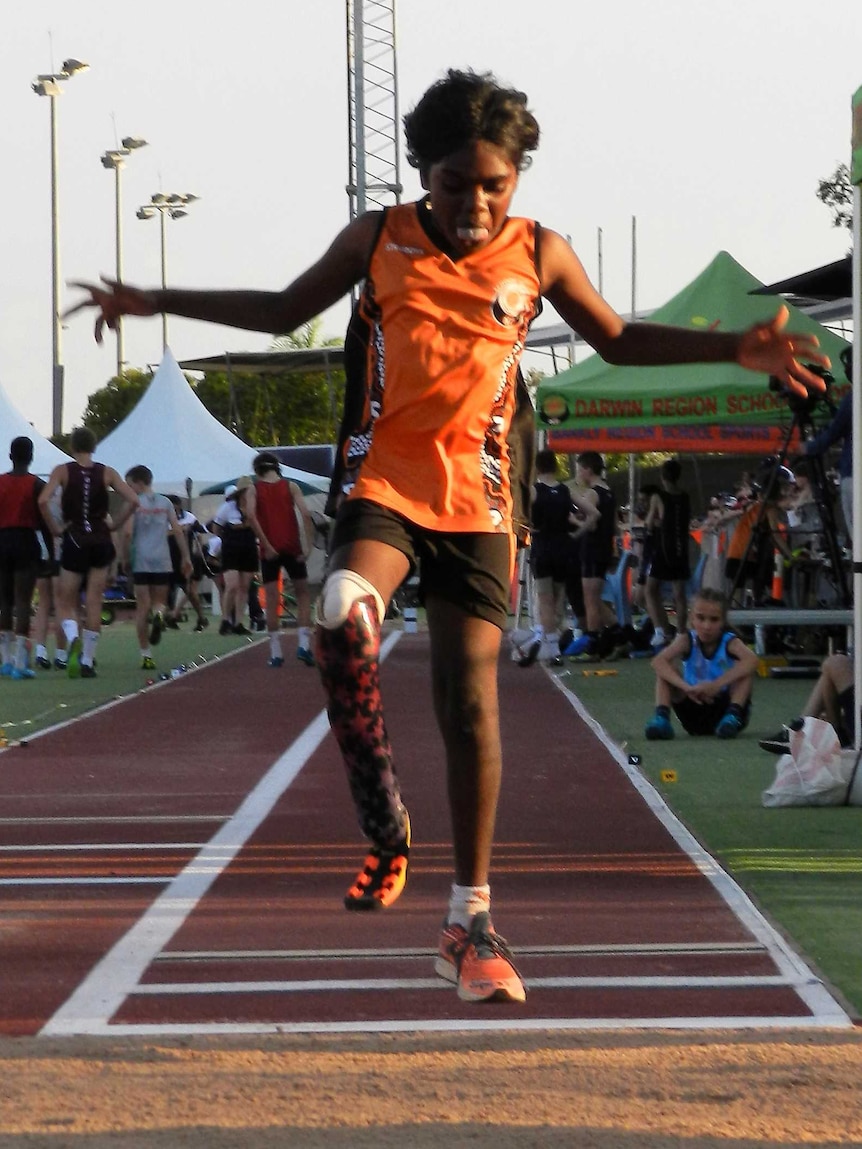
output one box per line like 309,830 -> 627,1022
101,138 -> 148,376
32,58 -> 88,435
136,193 -> 199,353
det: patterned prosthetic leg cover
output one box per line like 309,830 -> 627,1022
314,595 -> 408,848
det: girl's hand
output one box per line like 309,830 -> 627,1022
737,305 -> 831,399
65,277 -> 159,344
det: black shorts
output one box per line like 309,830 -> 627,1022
330,499 -> 514,630
220,528 -> 259,573
649,550 -> 691,583
579,554 -> 612,580
260,552 -> 308,584
133,571 -> 171,587
61,531 -> 115,574
838,685 -> 856,745
672,694 -> 750,736
0,528 -> 41,566
530,537 -> 575,584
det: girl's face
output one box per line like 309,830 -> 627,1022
690,597 -> 725,645
423,140 -> 519,256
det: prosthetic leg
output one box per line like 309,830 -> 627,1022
314,571 -> 410,910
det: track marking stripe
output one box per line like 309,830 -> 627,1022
40,632 -> 400,1037
70,1016 -> 836,1036
133,974 -> 803,994
0,877 -> 169,887
156,941 -> 768,961
0,843 -> 206,852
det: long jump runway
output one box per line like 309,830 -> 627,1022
0,631 -> 851,1037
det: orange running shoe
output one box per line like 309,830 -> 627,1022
343,813 -> 410,911
435,911 -> 526,1003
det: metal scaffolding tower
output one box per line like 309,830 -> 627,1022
345,0 -> 402,219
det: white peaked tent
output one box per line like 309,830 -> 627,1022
0,379 -> 70,476
96,348 -> 326,496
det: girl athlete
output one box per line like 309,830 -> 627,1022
67,69 -> 828,1005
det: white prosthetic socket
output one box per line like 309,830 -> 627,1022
318,569 -> 386,630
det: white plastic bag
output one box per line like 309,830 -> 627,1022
762,717 -> 862,807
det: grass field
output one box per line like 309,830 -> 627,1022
3,614 -> 860,1019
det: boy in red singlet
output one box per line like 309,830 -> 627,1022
68,69 -> 829,1005
244,451 -> 316,667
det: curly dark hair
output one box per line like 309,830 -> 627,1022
403,69 -> 540,173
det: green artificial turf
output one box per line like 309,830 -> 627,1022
0,616 -> 262,745
562,655 -> 862,1017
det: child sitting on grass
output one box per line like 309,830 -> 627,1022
645,588 -> 757,740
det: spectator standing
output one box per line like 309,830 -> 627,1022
243,452 -> 316,667
123,466 -> 192,669
644,458 -> 691,652
212,478 -> 258,635
165,494 -> 209,632
38,427 -> 139,678
567,451 -> 618,659
0,437 -> 47,679
520,448 -> 596,665
803,389 -> 852,545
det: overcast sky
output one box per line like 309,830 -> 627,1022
2,0 -> 860,436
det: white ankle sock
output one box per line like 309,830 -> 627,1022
447,883 -> 491,929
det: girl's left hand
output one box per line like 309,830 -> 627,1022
737,305 -> 831,399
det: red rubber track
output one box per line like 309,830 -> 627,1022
0,634 -> 848,1036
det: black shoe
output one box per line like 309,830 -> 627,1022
193,617 -> 209,632
232,623 -> 252,636
80,664 -> 97,679
164,616 -> 180,630
149,612 -> 165,646
35,655 -> 52,669
218,620 -> 234,636
758,719 -> 803,754
517,639 -> 541,668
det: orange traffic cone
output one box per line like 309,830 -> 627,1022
771,549 -> 784,602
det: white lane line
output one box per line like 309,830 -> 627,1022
549,671 -> 853,1028
1,877 -> 169,887
70,1015 -> 837,1037
0,816 -> 228,825
0,843 -> 206,852
40,632 -> 400,1037
132,974 -> 802,994
155,940 -> 768,962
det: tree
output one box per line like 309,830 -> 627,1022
78,323 -> 345,449
816,163 -> 852,231
79,369 -> 154,441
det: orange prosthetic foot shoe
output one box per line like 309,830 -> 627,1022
344,813 -> 411,911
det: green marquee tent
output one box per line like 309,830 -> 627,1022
535,251 -> 850,453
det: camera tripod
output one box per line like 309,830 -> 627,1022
728,408 -> 850,609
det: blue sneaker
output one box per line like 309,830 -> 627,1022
296,647 -> 315,668
0,663 -> 13,677
11,667 -> 36,680
268,656 -> 285,668
645,713 -> 675,740
565,634 -> 596,658
716,712 -> 744,739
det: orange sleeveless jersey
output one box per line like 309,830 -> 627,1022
337,202 -> 541,534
